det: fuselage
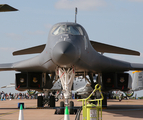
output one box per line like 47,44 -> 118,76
13,22 -> 132,73
39,22 -> 131,73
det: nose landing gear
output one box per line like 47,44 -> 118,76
58,67 -> 75,105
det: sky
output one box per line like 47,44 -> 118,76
0,0 -> 143,97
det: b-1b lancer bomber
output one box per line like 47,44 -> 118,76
1,10 -> 143,106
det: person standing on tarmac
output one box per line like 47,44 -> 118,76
1,91 -> 4,101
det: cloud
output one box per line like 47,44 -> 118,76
0,47 -> 16,52
45,24 -> 52,29
6,33 -> 23,41
25,30 -> 46,35
128,0 -> 143,2
55,0 -> 107,11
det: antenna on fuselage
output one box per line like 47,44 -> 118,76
75,7 -> 77,23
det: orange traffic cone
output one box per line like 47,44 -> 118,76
18,104 -> 24,120
64,106 -> 70,120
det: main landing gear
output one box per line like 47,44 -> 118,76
37,93 -> 56,108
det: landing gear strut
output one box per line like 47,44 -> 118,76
37,90 -> 56,108
58,67 -> 75,105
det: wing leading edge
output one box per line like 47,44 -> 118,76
90,40 -> 140,56
13,41 -> 139,56
130,63 -> 143,70
13,44 -> 46,56
0,63 -> 15,71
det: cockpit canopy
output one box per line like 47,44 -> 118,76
52,24 -> 83,35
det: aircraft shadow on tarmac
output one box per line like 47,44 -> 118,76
104,105 -> 143,119
0,105 -> 143,119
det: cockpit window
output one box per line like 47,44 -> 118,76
52,25 -> 82,35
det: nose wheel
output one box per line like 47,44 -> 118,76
59,101 -> 74,114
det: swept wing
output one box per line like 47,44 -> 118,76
90,40 -> 140,56
0,63 -> 15,71
13,44 -> 46,56
12,41 -> 140,56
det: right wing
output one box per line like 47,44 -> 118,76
0,63 -> 15,71
13,44 -> 46,56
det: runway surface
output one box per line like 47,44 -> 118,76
0,99 -> 143,120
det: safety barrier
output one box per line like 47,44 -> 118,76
76,84 -> 104,120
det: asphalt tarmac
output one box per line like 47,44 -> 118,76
0,99 -> 143,120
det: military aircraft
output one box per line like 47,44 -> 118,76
75,83 -> 93,98
1,83 -> 15,88
1,8 -> 143,106
75,70 -> 143,100
0,4 -> 18,12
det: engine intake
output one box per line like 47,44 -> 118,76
102,72 -> 132,91
15,72 -> 42,91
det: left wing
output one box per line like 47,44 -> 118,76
90,40 -> 140,56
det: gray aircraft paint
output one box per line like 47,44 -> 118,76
0,22 -> 142,74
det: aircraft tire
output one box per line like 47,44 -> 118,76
102,93 -> 107,107
49,96 -> 55,107
37,96 -> 43,107
60,101 -> 64,114
69,101 -> 74,114
55,97 -> 59,102
75,93 -> 77,99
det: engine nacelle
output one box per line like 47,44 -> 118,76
102,72 -> 132,91
15,72 -> 43,91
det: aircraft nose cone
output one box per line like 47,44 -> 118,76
52,41 -> 78,67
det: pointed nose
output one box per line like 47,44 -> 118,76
52,41 -> 78,67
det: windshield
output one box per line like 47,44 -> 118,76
52,25 -> 82,35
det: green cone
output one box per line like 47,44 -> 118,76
65,106 -> 69,115
20,104 -> 23,110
